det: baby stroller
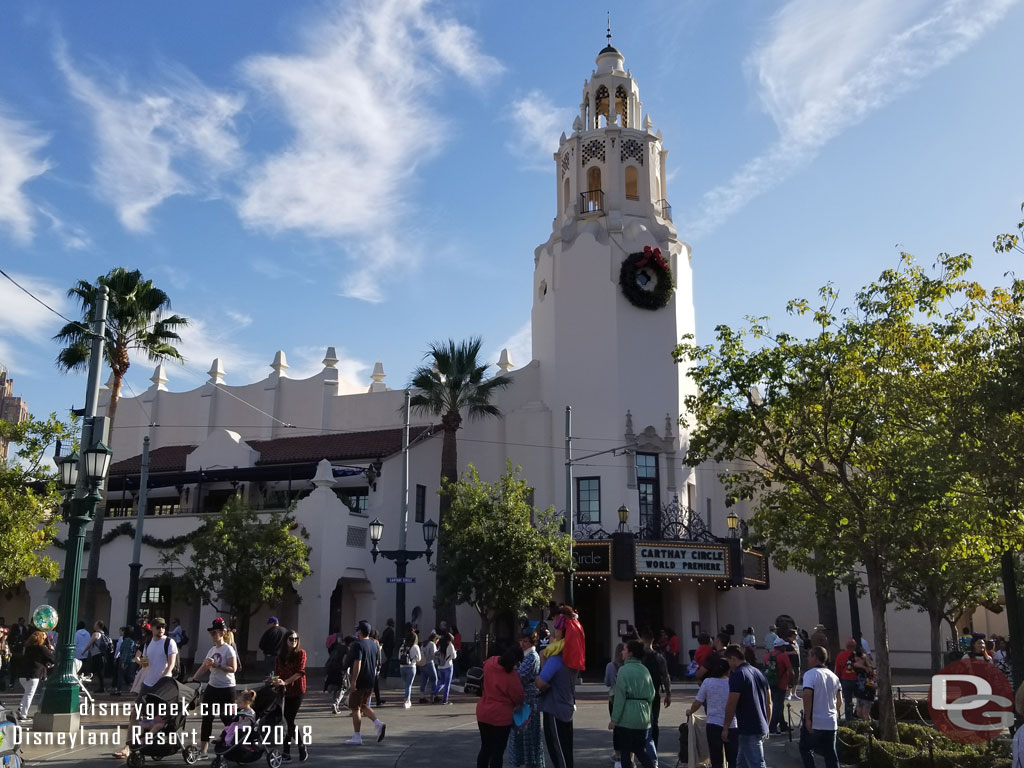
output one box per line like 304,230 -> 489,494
125,677 -> 202,766
464,666 -> 484,696
211,682 -> 286,768
0,702 -> 24,767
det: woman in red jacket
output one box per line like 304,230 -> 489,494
476,646 -> 526,768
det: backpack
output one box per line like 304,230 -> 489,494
325,643 -> 348,675
97,633 -> 114,655
764,648 -> 784,687
398,643 -> 411,667
642,650 -> 664,692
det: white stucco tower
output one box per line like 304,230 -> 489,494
532,42 -> 697,527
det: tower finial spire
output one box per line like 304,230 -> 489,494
606,12 -> 612,46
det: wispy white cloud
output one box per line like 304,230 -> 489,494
0,108 -> 52,242
165,313 -> 265,386
0,271 -> 66,371
37,205 -> 91,251
56,43 -> 245,232
684,0 -> 1018,237
224,309 -> 253,329
506,90 -> 572,171
237,0 -> 502,303
288,345 -> 370,393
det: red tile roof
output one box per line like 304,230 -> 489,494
108,426 -> 434,475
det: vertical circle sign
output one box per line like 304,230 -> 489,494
928,658 -> 1014,744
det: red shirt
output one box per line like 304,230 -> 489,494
694,644 -> 712,669
835,650 -> 858,681
476,656 -> 525,726
667,636 -> 680,655
765,646 -> 792,690
275,649 -> 307,697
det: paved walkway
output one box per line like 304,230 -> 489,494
2,677 -> 816,766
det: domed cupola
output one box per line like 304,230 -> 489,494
551,30 -> 673,231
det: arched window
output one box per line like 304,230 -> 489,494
594,86 -> 609,129
587,166 -> 602,194
563,177 -> 571,211
583,95 -> 590,130
625,166 -> 639,200
615,86 -> 628,127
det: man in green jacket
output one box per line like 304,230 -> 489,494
609,640 -> 656,768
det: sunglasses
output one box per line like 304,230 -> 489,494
287,637 -> 298,642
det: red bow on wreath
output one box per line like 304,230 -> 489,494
636,245 -> 667,271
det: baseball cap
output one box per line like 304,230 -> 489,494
267,617 -> 279,624
150,617 -> 167,628
356,620 -> 372,635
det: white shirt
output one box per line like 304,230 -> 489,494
143,636 -> 178,687
695,677 -> 737,728
422,641 -> 438,665
436,641 -> 457,669
204,642 -> 238,688
402,643 -> 421,667
801,665 -> 842,731
74,628 -> 91,660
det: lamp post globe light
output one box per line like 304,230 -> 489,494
617,504 -> 630,531
727,510 -> 739,537
367,516 -> 437,634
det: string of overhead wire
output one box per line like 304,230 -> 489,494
0,266 -> 293,429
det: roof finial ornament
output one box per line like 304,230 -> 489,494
607,12 -> 612,47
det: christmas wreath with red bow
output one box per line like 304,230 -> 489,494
619,245 -> 674,310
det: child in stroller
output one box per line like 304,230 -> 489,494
124,677 -> 202,767
0,701 -> 25,767
211,683 -> 286,768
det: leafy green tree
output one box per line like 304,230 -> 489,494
409,337 -> 512,624
0,413 -> 77,590
674,253 -> 1020,741
161,498 -> 311,655
438,462 -> 570,641
53,267 -> 188,623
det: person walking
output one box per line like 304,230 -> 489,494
604,643 -> 625,768
852,647 -> 875,720
113,617 -> 178,760
722,644 -> 771,768
369,629 -> 387,707
191,617 -> 238,760
84,620 -> 112,692
476,646 -> 526,768
640,631 -> 671,750
344,620 -> 386,746
833,639 -> 858,722
765,628 -> 795,734
686,657 -> 737,768
433,630 -> 458,704
762,626 -> 778,652
398,629 -> 420,708
274,630 -> 308,762
325,634 -> 351,714
799,647 -> 843,768
16,631 -> 55,721
259,617 -> 288,677
537,619 -> 577,768
609,639 -> 656,768
418,631 -> 439,703
380,618 -> 396,680
509,629 -> 545,768
0,626 -> 11,692
113,626 -> 137,695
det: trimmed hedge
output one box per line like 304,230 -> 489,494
836,722 -> 1011,768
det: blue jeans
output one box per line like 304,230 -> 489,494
735,734 -> 766,768
799,725 -> 838,768
419,662 -> 437,695
400,665 -> 416,702
433,665 -> 453,701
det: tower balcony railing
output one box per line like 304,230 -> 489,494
656,199 -> 673,221
579,189 -> 604,215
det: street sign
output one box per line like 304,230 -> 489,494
386,577 -> 416,584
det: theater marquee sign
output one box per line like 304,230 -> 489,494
634,542 -> 731,579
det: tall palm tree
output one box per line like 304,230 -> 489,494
409,338 -> 513,625
54,267 -> 188,624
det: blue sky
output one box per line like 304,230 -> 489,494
2,0 -> 1023,433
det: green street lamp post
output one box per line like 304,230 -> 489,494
36,286 -> 110,733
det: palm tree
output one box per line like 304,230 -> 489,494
54,267 -> 188,624
409,338 -> 513,625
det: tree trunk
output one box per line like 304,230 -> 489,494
927,608 -> 943,673
813,568 -> 840,661
864,557 -> 898,742
435,418 -> 460,629
1000,549 -> 1024,699
83,376 -> 122,625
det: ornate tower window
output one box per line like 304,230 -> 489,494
594,85 -> 610,128
636,452 -> 661,537
625,166 -> 639,200
615,85 -> 628,127
563,177 -> 571,211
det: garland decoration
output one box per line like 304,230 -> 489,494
619,245 -> 674,310
53,522 -> 200,551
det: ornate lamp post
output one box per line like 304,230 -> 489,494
726,510 -> 739,538
617,504 -> 630,532
369,517 -> 437,632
